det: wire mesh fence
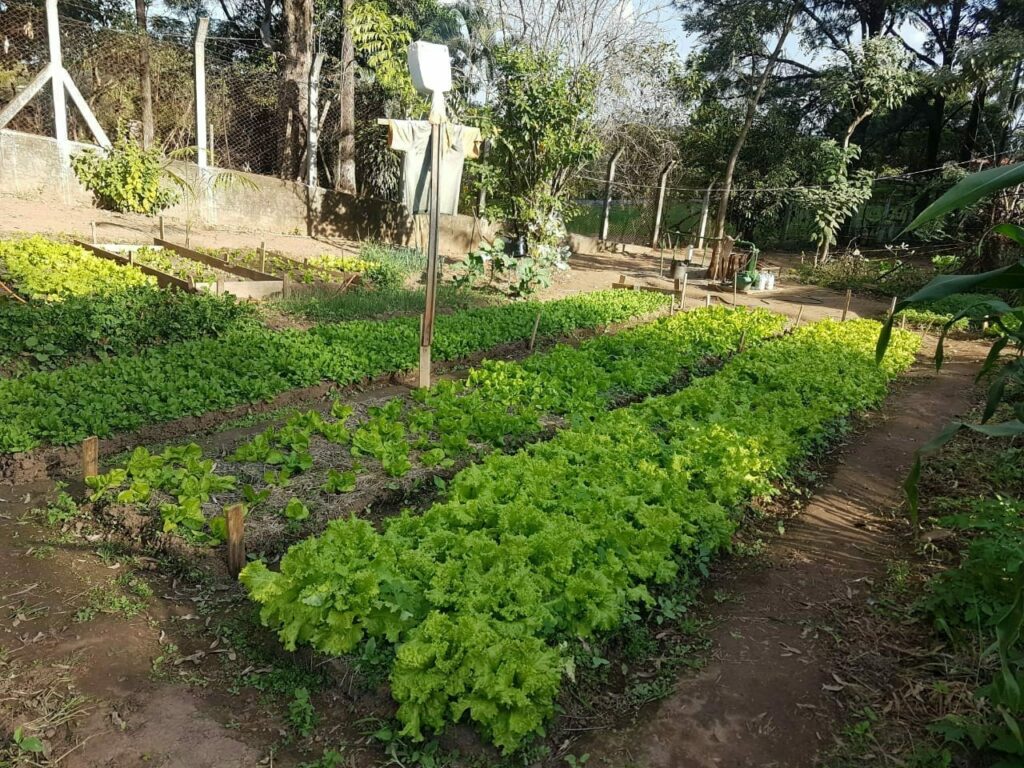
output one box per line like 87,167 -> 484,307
0,2 -> 308,178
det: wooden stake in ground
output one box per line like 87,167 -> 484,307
737,329 -> 747,353
733,273 -> 739,307
795,305 -> 805,328
889,295 -> 897,319
225,503 -> 245,578
680,270 -> 688,310
841,288 -> 852,321
528,311 -> 542,351
90,222 -> 96,244
418,314 -> 431,388
81,436 -> 99,479
706,294 -> 712,308
0,280 -> 27,304
159,215 -> 165,241
259,241 -> 267,273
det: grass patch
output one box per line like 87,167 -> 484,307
275,284 -> 499,323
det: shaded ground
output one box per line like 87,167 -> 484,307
575,336 -> 987,768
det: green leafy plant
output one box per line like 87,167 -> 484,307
0,236 -> 153,301
876,162 -> 1024,523
322,469 -> 357,494
288,687 -> 318,737
284,498 -> 310,521
0,291 -> 667,453
242,319 -> 918,752
72,136 -> 179,214
11,726 -> 44,755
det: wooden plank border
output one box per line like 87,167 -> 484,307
74,240 -> 194,291
154,238 -> 278,282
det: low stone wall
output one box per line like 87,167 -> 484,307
0,129 -> 493,255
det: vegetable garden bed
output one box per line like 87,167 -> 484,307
0,236 -> 154,299
79,315 -> 921,758
85,307 -> 786,557
232,318 -> 919,754
0,291 -> 669,474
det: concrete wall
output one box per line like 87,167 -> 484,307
0,130 -> 494,255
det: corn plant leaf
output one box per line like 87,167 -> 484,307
992,222 -> 1024,247
903,162 -> 1024,232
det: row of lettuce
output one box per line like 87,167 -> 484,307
0,290 -> 669,453
234,319 -> 920,753
87,308 -> 787,543
0,237 -> 419,374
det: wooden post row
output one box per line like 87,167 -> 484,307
225,503 -> 245,577
528,311 -> 542,351
81,436 -> 99,479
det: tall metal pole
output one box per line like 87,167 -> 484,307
194,17 -> 209,168
696,182 -> 712,251
45,0 -> 68,164
650,160 -> 676,249
600,147 -> 623,244
419,98 -> 444,388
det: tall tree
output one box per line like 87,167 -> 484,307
684,0 -> 801,280
277,0 -> 314,180
335,0 -> 357,194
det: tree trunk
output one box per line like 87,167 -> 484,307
998,61 -> 1023,159
959,81 -> 987,161
706,6 -> 796,281
136,0 -> 154,149
277,0 -> 314,181
925,91 -> 945,168
334,1 -> 357,195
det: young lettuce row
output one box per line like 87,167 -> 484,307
231,307 -> 788,483
241,319 -> 921,753
88,308 -> 786,544
0,236 -> 153,300
0,287 -> 259,374
0,290 -> 667,453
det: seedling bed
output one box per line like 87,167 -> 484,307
210,247 -> 363,291
153,239 -> 283,299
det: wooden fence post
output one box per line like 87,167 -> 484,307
600,148 -> 624,244
225,503 -> 245,577
650,160 -> 676,249
841,288 -> 852,321
528,311 -> 542,351
81,436 -> 98,479
193,17 -> 209,169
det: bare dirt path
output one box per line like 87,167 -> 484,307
576,336 -> 988,768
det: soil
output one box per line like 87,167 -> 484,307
1,191 -> 980,767
573,336 -> 989,768
0,333 -> 989,767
